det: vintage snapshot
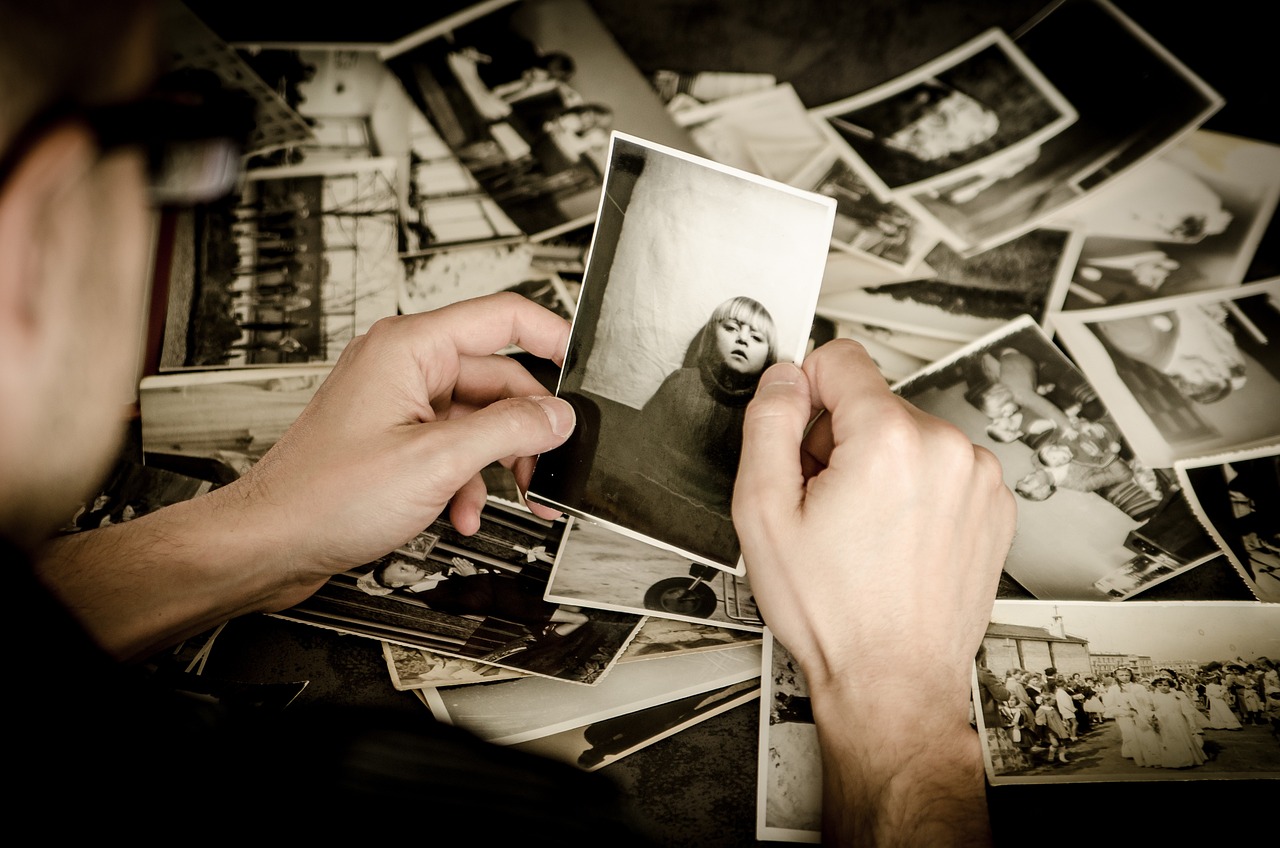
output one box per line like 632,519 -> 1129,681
139,366 -> 329,475
757,630 -> 821,843
1176,445 -> 1280,603
812,28 -> 1076,198
512,678 -> 760,772
419,641 -> 763,746
1052,280 -> 1280,469
1057,130 -> 1280,311
817,227 -> 1081,343
832,320 -> 964,384
973,600 -> 1280,784
158,157 -> 402,370
545,517 -> 765,631
526,132 -> 835,572
901,0 -> 1223,255
276,498 -> 644,684
57,458 -> 214,535
894,315 -> 1222,600
381,0 -> 695,241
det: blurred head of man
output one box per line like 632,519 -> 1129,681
0,0 -> 160,549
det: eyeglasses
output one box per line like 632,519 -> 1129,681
0,72 -> 253,208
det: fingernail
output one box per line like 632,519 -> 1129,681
534,396 -> 575,437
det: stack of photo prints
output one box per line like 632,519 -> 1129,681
92,0 -> 1277,841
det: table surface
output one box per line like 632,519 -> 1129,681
181,2 -> 1278,843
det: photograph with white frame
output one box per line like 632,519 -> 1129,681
902,0 -> 1223,255
811,27 -> 1076,197
1176,445 -> 1280,603
893,316 -> 1221,600
545,516 -> 765,631
816,227 -> 1081,344
973,600 -> 1280,784
1054,129 -> 1280,311
1052,279 -> 1280,469
756,629 -> 821,843
526,131 -> 834,573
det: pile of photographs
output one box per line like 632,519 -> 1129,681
116,0 -> 1276,840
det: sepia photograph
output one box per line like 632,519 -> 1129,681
545,517 -> 765,630
902,0 -> 1223,255
831,320 -> 964,384
381,0 -> 695,241
973,601 -> 1280,784
1056,130 -> 1280,311
1176,445 -> 1280,603
277,498 -> 643,684
894,316 -> 1223,600
526,132 -> 834,571
56,458 -> 215,535
817,227 -> 1081,343
756,630 -> 821,843
812,27 -> 1076,197
1052,280 -> 1280,469
419,641 -> 763,746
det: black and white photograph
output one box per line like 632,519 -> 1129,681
894,316 -> 1222,600
526,132 -> 834,572
418,641 -> 763,746
817,227 -> 1081,343
57,458 -> 215,535
831,319 -> 964,384
812,27 -> 1076,197
1176,446 -> 1280,603
973,601 -> 1280,784
1056,130 -> 1280,311
756,630 -> 821,844
380,0 -> 695,241
513,678 -> 760,772
139,366 -> 329,474
1052,279 -> 1280,469
277,498 -> 643,684
545,516 -> 765,631
901,0 -> 1223,255
159,157 -> 402,370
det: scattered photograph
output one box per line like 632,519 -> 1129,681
816,227 -> 1081,343
158,157 -> 402,370
381,0 -> 695,240
1056,130 -> 1280,311
902,0 -> 1222,254
56,459 -> 215,535
277,498 -> 642,684
512,678 -> 760,772
1176,446 -> 1280,602
419,641 -> 763,745
832,320 -> 964,384
812,27 -> 1076,197
973,600 -> 1280,784
1052,280 -> 1280,469
545,517 -> 764,631
894,316 -> 1221,600
526,132 -> 834,572
756,630 -> 821,843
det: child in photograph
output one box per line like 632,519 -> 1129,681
1148,672 -> 1207,769
635,296 -> 777,560
1033,685 -> 1070,764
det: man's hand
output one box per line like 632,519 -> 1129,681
733,339 -> 1015,846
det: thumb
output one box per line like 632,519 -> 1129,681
428,395 -> 576,477
734,363 -> 810,523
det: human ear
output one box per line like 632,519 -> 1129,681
0,122 -> 99,351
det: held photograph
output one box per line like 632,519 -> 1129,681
1052,280 -> 1280,469
893,316 -> 1223,600
526,132 -> 835,572
973,601 -> 1280,784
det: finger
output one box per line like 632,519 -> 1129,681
449,472 -> 489,535
411,292 -> 572,364
804,339 -> 908,446
450,353 -> 555,411
734,362 -> 811,521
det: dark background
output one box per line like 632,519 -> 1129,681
180,2 -> 1278,843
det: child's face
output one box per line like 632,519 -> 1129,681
1038,444 -> 1073,467
383,560 -> 429,587
714,316 -> 770,375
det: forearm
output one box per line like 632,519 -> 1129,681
810,679 -> 992,847
34,479 -> 318,662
